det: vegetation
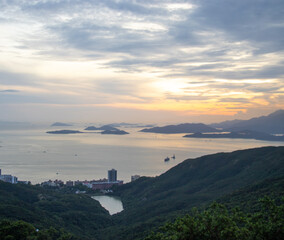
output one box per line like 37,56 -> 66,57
145,197 -> 284,240
0,146 -> 283,239
0,219 -> 76,240
0,182 -> 112,239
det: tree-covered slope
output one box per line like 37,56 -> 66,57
102,146 -> 284,239
1,146 -> 283,240
0,182 -> 112,239
145,197 -> 284,240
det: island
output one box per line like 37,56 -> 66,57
85,125 -> 119,131
183,130 -> 284,142
101,129 -> 129,135
46,130 -> 83,134
140,123 -> 219,134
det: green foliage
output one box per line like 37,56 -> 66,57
145,197 -> 284,240
1,146 -> 283,240
103,147 -> 284,239
0,219 -> 76,240
0,181 -> 112,239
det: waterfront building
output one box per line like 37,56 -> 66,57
91,180 -> 123,190
108,169 -> 117,182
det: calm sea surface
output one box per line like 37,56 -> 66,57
1,125 -> 284,184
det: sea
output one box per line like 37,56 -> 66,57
1,124 -> 284,184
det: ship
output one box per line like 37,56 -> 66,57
164,157 -> 170,162
172,154 -> 175,159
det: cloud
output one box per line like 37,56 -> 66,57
0,0 -> 283,121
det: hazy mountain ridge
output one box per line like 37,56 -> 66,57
140,123 -> 219,134
210,109 -> 284,134
184,130 -> 284,141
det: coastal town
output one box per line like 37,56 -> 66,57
0,168 -> 141,191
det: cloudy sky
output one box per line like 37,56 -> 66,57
0,0 -> 283,123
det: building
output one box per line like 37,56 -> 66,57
0,169 -> 18,184
41,180 -> 57,187
0,175 -> 18,184
91,180 -> 123,190
90,170 -> 123,190
108,169 -> 117,182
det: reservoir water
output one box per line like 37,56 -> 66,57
0,124 -> 284,183
92,195 -> 123,215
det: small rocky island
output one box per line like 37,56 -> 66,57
46,130 -> 82,134
85,125 -> 129,135
101,129 -> 129,135
84,125 -> 118,131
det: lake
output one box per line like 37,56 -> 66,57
92,195 -> 123,215
0,124 -> 284,183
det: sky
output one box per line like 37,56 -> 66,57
0,0 -> 283,124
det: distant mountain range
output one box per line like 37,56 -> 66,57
184,130 -> 284,142
140,123 -> 218,134
210,109 -> 284,134
139,110 -> 284,140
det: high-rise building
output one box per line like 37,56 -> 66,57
108,169 -> 117,182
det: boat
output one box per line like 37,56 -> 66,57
172,154 -> 175,159
164,157 -> 170,162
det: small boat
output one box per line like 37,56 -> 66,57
172,154 -> 175,159
164,157 -> 170,162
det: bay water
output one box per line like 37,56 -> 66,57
1,125 -> 283,184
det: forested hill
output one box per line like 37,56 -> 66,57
104,146 -> 284,239
1,146 -> 283,240
0,182 -> 112,239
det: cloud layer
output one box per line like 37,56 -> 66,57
0,0 -> 283,122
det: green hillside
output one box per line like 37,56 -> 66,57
100,146 -> 284,239
0,182 -> 112,239
0,146 -> 283,240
